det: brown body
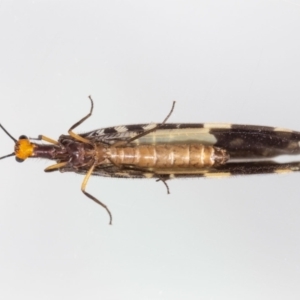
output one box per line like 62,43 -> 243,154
100,144 -> 229,169
5,96 -> 300,225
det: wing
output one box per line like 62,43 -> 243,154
57,160 -> 300,179
78,123 -> 300,159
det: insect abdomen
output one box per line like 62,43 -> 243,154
109,144 -> 229,168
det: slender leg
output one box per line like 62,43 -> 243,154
114,101 -> 176,147
81,161 -> 113,225
68,96 -> 94,144
30,135 -> 59,145
156,176 -> 170,194
44,162 -> 68,172
107,162 -> 172,194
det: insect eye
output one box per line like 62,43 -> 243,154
15,157 -> 24,163
19,135 -> 28,140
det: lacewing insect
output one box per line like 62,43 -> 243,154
1,96 -> 300,224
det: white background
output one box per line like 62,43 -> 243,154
1,1 -> 300,299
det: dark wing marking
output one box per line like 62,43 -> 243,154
211,125 -> 300,158
171,161 -> 300,177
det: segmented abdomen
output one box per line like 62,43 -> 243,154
108,144 -> 229,168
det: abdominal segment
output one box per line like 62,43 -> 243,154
108,144 -> 229,169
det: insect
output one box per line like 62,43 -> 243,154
1,96 -> 300,224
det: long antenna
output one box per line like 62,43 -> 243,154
0,153 -> 15,160
0,124 -> 17,142
0,123 -> 16,160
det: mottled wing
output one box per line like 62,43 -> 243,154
57,123 -> 300,178
60,161 -> 300,178
80,123 -> 300,159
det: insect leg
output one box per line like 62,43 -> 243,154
81,160 -> 113,225
30,135 -> 59,145
156,176 -> 171,194
127,101 -> 175,143
68,95 -> 94,144
114,101 -> 176,147
44,162 -> 68,172
106,162 -> 172,194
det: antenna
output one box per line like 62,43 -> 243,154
0,123 -> 16,160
